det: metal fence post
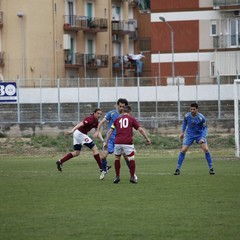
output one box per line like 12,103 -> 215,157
137,75 -> 140,120
77,77 -> 80,122
40,76 -> 43,123
217,71 -> 221,119
155,76 -> 158,118
97,78 -> 100,108
158,51 -> 161,85
196,74 -> 199,103
115,74 -> 118,102
17,76 -> 20,123
177,76 -> 180,120
57,78 -> 60,122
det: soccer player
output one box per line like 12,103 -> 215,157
174,102 -> 215,175
56,108 -> 104,174
104,105 -> 151,184
94,98 -> 133,180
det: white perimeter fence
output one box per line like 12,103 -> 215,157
0,77 -> 237,123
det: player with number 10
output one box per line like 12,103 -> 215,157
104,105 -> 151,184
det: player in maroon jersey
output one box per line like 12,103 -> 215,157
104,105 -> 151,184
56,108 -> 105,175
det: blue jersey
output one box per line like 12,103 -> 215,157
105,109 -> 120,139
182,112 -> 207,138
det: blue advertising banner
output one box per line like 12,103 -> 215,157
0,82 -> 17,102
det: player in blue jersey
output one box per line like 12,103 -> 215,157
174,102 -> 215,175
94,98 -> 135,180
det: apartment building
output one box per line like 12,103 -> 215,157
151,0 -> 240,85
0,0 -> 151,85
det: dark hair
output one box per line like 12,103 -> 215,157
117,98 -> 128,106
190,103 -> 198,109
93,108 -> 102,113
123,105 -> 132,113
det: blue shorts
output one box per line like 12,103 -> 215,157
183,135 -> 207,146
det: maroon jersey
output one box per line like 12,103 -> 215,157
78,114 -> 99,134
113,115 -> 140,145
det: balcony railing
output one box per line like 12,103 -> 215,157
112,56 -> 136,70
65,52 -> 84,66
64,15 -> 108,32
0,51 -> 4,66
213,34 -> 240,48
213,0 -> 240,6
112,20 -> 137,35
85,54 -> 108,68
0,12 -> 3,28
129,30 -> 138,40
65,52 -> 108,68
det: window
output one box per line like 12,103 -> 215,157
112,6 -> 121,21
68,1 -> 74,25
211,20 -> 217,36
230,18 -> 240,47
87,39 -> 93,54
210,61 -> 215,77
139,37 -> 151,52
87,3 -> 93,18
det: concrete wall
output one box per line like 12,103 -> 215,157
17,84 -> 234,103
0,117 -> 234,138
0,84 -> 237,136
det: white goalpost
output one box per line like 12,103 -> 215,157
234,79 -> 240,157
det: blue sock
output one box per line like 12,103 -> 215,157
205,152 -> 213,169
177,152 -> 186,170
102,159 -> 107,172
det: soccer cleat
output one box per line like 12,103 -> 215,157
56,160 -> 62,172
100,170 -> 107,180
100,165 -> 112,173
134,174 -> 138,181
209,168 -> 215,175
130,176 -> 138,184
113,177 -> 120,184
174,169 -> 180,175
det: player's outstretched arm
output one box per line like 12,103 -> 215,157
97,131 -> 105,143
138,127 -> 151,145
93,117 -> 107,138
66,121 -> 83,135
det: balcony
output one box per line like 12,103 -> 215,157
112,20 -> 137,35
129,31 -> 138,40
0,12 -> 3,28
65,52 -> 108,68
213,0 -> 240,9
213,34 -> 240,49
65,52 -> 84,68
85,54 -> 108,69
63,15 -> 108,32
112,56 -> 136,71
0,51 -> 4,66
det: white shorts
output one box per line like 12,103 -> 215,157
114,144 -> 136,156
73,130 -> 93,145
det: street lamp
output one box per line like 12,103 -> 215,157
160,17 -> 180,119
159,16 -> 175,85
17,12 -> 25,82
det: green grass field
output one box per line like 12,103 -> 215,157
0,149 -> 240,240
